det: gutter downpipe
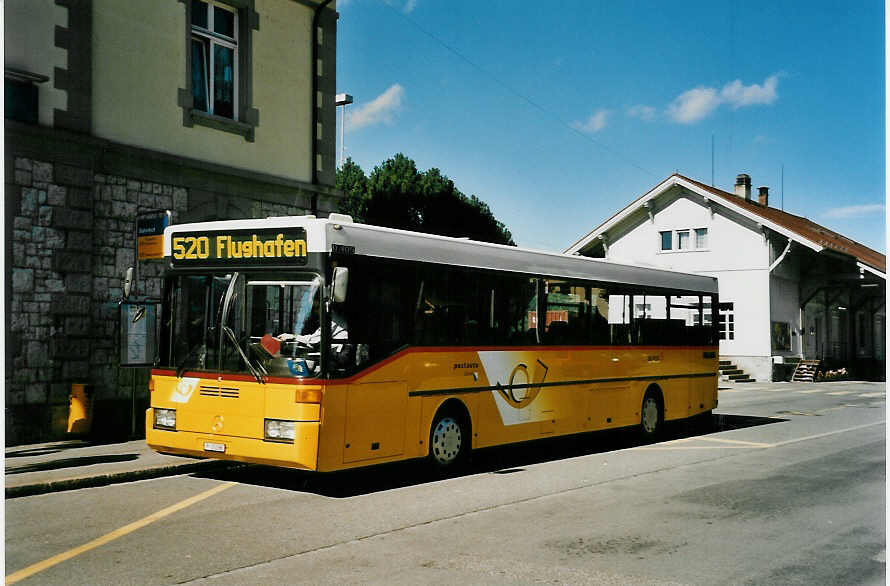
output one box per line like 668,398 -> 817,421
311,0 -> 334,216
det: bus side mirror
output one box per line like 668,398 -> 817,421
331,267 -> 349,303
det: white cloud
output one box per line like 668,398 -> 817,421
572,109 -> 610,133
346,84 -> 405,131
721,74 -> 780,109
667,74 -> 782,124
822,203 -> 885,219
667,87 -> 721,124
627,104 -> 656,121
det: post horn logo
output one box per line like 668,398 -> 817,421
211,415 -> 224,433
496,359 -> 549,409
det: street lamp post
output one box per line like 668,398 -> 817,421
335,93 -> 353,169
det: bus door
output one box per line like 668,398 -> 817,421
343,381 -> 408,463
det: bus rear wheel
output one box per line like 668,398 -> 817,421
429,411 -> 468,470
640,391 -> 663,442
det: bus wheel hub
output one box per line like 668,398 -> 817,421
432,417 -> 462,464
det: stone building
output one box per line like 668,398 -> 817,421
566,173 -> 886,382
5,0 -> 342,444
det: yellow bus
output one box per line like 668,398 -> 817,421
147,214 -> 718,471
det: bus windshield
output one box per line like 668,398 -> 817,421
166,273 -> 323,379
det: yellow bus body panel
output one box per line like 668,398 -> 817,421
147,346 -> 717,472
146,374 -> 320,470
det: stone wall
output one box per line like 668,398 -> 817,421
6,154 -> 320,445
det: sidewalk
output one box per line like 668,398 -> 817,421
5,439 -> 237,499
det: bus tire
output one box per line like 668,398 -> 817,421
640,388 -> 663,442
428,407 -> 469,470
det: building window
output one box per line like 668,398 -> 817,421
5,68 -> 49,125
718,302 -> 734,340
660,227 -> 708,252
677,230 -> 690,250
191,0 -> 237,119
179,0 -> 259,141
695,227 -> 708,249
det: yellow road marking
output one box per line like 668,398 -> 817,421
636,445 -> 765,450
694,436 -> 772,447
6,482 -> 236,585
769,421 -> 885,448
634,421 -> 885,452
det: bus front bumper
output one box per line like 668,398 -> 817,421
145,409 -> 319,470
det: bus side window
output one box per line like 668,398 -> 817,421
608,293 -> 632,345
633,294 -> 668,345
590,288 -> 609,344
542,280 -> 591,345
670,295 -> 703,346
509,278 -> 538,345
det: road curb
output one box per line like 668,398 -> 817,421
5,460 -> 240,499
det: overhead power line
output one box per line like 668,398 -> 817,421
379,1 -> 657,178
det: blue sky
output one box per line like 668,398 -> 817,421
336,0 -> 885,253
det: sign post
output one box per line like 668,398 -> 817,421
126,210 -> 170,438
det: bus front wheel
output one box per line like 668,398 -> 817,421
429,410 -> 468,469
640,390 -> 663,442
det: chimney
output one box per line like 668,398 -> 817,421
758,186 -> 769,206
734,174 -> 751,200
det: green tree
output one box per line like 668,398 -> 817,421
336,154 -> 514,246
335,157 -> 368,220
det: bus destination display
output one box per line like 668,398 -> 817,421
170,229 -> 308,265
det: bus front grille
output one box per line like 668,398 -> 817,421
199,386 -> 240,399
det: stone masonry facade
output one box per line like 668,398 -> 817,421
7,156 -> 317,445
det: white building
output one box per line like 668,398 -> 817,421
566,173 -> 886,382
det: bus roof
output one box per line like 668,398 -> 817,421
165,215 -> 718,294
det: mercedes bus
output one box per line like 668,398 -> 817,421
146,214 -> 718,471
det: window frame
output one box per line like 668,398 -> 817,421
694,227 -> 708,249
191,1 -> 239,120
676,229 -> 690,250
178,0 -> 260,142
718,302 -> 735,341
658,227 -> 709,253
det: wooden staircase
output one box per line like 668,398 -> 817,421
791,360 -> 820,382
719,360 -> 755,383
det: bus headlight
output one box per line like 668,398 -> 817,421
154,408 -> 176,430
264,419 -> 296,442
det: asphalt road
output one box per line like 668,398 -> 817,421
6,381 -> 885,585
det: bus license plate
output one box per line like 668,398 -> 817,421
204,442 -> 226,453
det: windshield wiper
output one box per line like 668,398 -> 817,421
223,326 -> 266,384
176,343 -> 206,378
